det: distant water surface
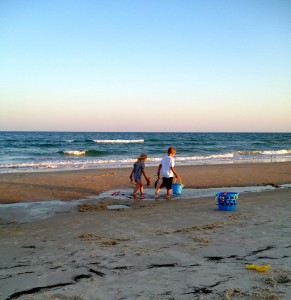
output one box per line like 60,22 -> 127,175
0,132 -> 290,173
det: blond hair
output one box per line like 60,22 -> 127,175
136,153 -> 148,164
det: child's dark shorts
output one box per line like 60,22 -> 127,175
162,177 -> 173,190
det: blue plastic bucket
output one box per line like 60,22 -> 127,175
216,192 -> 239,211
172,178 -> 184,195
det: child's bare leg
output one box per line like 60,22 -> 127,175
133,183 -> 139,198
140,184 -> 144,194
166,189 -> 171,200
140,185 -> 145,199
155,184 -> 162,198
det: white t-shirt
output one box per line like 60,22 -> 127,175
160,155 -> 175,178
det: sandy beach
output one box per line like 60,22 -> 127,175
1,162 -> 291,204
0,162 -> 291,299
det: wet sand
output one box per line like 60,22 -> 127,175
1,162 -> 291,204
0,162 -> 291,299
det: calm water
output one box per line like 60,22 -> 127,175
0,132 -> 291,173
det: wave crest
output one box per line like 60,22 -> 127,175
93,139 -> 144,143
236,149 -> 291,156
60,150 -> 106,157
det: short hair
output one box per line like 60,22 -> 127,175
168,147 -> 176,155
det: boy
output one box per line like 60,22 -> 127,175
155,146 -> 179,200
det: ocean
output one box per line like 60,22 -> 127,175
0,132 -> 291,173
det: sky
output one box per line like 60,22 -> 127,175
0,0 -> 290,132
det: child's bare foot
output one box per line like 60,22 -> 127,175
140,193 -> 145,199
155,191 -> 159,199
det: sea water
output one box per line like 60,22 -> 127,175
0,132 -> 291,173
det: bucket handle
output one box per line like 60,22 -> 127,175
173,177 -> 183,185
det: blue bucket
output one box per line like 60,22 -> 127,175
216,192 -> 239,211
172,178 -> 184,195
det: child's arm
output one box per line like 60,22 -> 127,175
157,164 -> 162,177
170,166 -> 179,178
129,167 -> 134,182
142,168 -> 150,184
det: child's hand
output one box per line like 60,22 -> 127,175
146,177 -> 150,186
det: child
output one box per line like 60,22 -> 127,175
155,146 -> 179,200
129,153 -> 150,199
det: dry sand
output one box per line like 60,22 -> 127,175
0,162 -> 291,299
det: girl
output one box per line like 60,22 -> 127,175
129,153 -> 150,199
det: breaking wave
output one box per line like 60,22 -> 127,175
236,149 -> 291,156
93,139 -> 144,143
59,150 -> 107,156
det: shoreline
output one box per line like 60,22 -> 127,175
1,161 -> 291,204
1,156 -> 291,175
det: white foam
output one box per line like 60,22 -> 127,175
262,149 -> 291,155
176,153 -> 234,162
1,151 -> 291,173
63,150 -> 87,156
93,139 -> 144,143
235,149 -> 291,156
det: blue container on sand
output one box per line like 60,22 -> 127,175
216,192 -> 239,211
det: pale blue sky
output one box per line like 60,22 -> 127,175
0,0 -> 290,132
